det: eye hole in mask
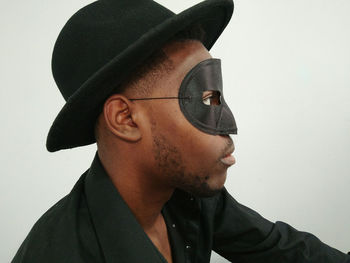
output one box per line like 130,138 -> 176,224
202,90 -> 221,106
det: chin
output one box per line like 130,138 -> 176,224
193,185 -> 225,198
198,172 -> 227,197
173,169 -> 227,198
211,170 -> 227,187
191,177 -> 226,198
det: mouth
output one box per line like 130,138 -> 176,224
220,147 -> 236,167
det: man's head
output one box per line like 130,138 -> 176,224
46,0 -> 234,153
94,33 -> 235,197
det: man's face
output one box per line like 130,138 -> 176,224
136,40 -> 235,197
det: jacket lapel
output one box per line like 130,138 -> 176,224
84,152 -> 166,263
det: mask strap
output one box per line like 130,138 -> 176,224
128,96 -> 191,101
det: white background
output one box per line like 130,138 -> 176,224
1,0 -> 349,262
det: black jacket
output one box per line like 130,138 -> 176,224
12,152 -> 350,263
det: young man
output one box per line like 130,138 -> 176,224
12,0 -> 350,262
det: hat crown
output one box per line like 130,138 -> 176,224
52,0 -> 174,101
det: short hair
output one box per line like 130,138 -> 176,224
116,23 -> 206,96
94,23 -> 206,141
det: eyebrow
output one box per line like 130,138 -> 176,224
202,91 -> 214,97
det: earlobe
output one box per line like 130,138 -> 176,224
103,95 -> 141,142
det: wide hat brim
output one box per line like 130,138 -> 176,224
46,0 -> 234,152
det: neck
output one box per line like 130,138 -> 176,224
97,150 -> 174,231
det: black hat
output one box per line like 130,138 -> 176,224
47,0 -> 234,152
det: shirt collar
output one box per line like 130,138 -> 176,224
84,151 -> 167,263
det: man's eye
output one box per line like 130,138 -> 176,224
202,96 -> 212,105
202,91 -> 221,106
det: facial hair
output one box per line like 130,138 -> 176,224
151,123 -> 232,198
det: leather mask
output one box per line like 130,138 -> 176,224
178,58 -> 237,135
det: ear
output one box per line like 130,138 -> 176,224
103,94 -> 141,142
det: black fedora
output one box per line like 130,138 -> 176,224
46,0 -> 234,152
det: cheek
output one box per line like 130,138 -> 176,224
186,133 -> 222,163
156,102 -> 223,165
152,100 -> 186,133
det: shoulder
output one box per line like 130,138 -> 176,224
12,170 -> 104,263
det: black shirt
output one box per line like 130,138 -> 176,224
12,152 -> 350,263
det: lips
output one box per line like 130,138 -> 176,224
220,148 -> 236,167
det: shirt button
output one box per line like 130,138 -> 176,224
186,245 -> 191,249
172,224 -> 176,228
